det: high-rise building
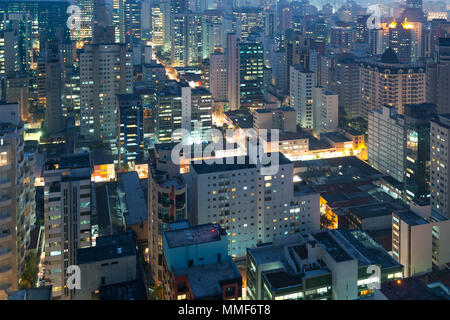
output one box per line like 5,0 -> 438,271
43,152 -> 92,299
188,154 -> 320,259
430,114 -> 450,218
151,1 -> 165,48
290,65 -> 316,129
79,43 -> 133,141
44,42 -> 64,136
313,87 -> 339,135
329,54 -> 361,121
0,103 -> 35,293
112,0 -> 142,44
117,94 -> 143,166
360,48 -> 426,119
154,83 -> 183,144
428,38 -> 450,115
239,42 -> 264,110
148,144 -> 187,284
226,33 -> 240,111
368,105 -> 405,183
209,52 -> 227,103
403,103 -> 436,202
72,0 -> 95,41
181,87 -> 213,143
271,50 -> 288,94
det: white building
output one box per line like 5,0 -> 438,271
392,202 -> 450,277
290,65 -> 316,129
79,43 -> 133,141
188,153 -> 320,259
368,105 -> 405,183
313,87 -> 339,135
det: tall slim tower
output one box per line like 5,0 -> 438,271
226,33 -> 240,111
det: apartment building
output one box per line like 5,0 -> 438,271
0,103 -> 35,292
43,153 -> 93,299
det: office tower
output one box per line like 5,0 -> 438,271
360,48 -> 426,119
290,65 -> 316,129
170,15 -> 186,67
369,28 -> 388,56
232,7 -> 263,42
401,0 -> 426,23
247,229 -> 403,300
148,145 -> 187,284
44,42 -> 64,136
154,83 -> 182,143
429,38 -> 450,114
226,33 -> 240,111
209,52 -> 227,103
188,154 -> 320,259
388,20 -> 425,63
162,222 -> 242,300
392,204 -> 450,277
42,152 -> 93,300
72,0 -> 95,41
329,54 -> 360,121
0,0 -> 70,47
186,13 -> 203,66
403,103 -> 436,202
181,87 -> 212,143
313,87 -> 339,135
0,103 -> 35,293
368,105 -> 405,183
202,11 -> 228,58
141,0 -> 151,41
330,24 -> 355,51
264,9 -> 275,38
79,43 -> 133,141
239,42 -> 264,110
142,61 -> 166,90
271,50 -> 288,94
117,94 -> 143,166
430,114 -> 450,218
112,0 -> 142,44
0,30 -> 19,76
151,1 -> 165,48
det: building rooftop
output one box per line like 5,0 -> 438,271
7,286 -> 52,300
263,269 -> 303,290
77,232 -> 136,264
99,280 -> 147,300
120,171 -> 148,226
225,110 -> 253,129
381,278 -> 442,300
59,152 -> 91,169
349,201 -> 407,220
313,231 -> 353,262
173,257 -> 241,299
164,223 -> 226,249
334,229 -> 401,269
396,210 -> 428,226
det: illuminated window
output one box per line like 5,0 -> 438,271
0,152 -> 8,166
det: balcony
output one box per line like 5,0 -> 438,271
0,212 -> 12,224
0,232 -> 12,243
0,248 -> 11,260
0,196 -> 11,208
0,266 -> 12,276
0,179 -> 11,189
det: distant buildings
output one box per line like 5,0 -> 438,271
290,65 -> 316,129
